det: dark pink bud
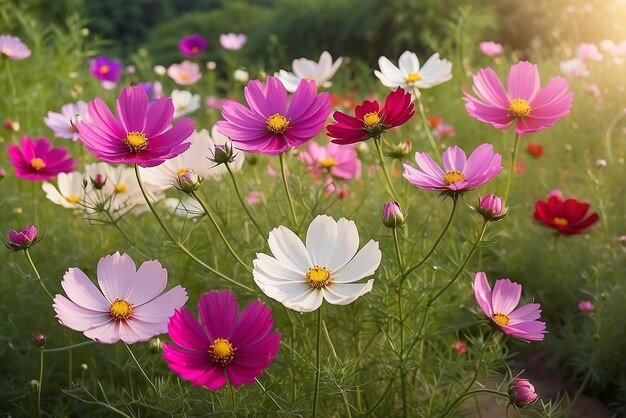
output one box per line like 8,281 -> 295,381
382,201 -> 404,228
508,378 -> 538,407
7,225 -> 38,250
33,332 -> 46,347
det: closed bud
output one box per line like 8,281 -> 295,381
148,337 -> 163,354
508,378 -> 538,408
3,118 -> 20,131
206,61 -> 217,71
578,300 -> 594,313
33,332 -> 46,347
0,167 -> 6,180
475,194 -> 507,222
209,141 -> 237,166
385,140 -> 412,159
28,379 -> 40,392
382,201 -> 404,228
6,224 -> 39,251
175,170 -> 202,193
91,174 -> 106,190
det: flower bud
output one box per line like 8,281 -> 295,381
209,141 -> 237,166
508,378 -> 538,408
3,118 -> 20,131
91,174 -> 107,190
28,379 -> 40,392
0,167 -> 6,180
476,194 -> 507,222
175,170 -> 202,193
453,340 -> 467,355
578,300 -> 594,313
6,225 -> 39,251
382,201 -> 404,228
153,65 -> 166,76
33,332 -> 46,347
234,69 -> 249,83
206,61 -> 217,71
385,140 -> 412,159
148,337 -> 163,354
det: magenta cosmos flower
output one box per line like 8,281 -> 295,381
90,55 -> 122,89
0,35 -> 31,59
163,290 -> 280,390
53,252 -> 188,344
473,272 -> 546,342
6,224 -> 38,250
77,86 -> 194,167
464,61 -> 574,135
327,87 -> 414,145
8,136 -> 75,181
403,143 -> 502,192
217,76 -> 331,155
299,141 -> 361,180
179,34 -> 208,57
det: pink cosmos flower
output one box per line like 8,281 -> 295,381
464,61 -> 574,135
247,191 -> 262,205
179,34 -> 208,57
576,43 -> 602,61
206,96 -> 232,111
217,76 -> 331,155
509,378 -> 538,407
453,340 -> 467,355
578,300 -> 594,313
479,41 -> 503,57
90,55 -> 122,89
44,101 -> 90,141
0,35 -> 31,59
53,252 -> 188,344
299,141 -> 361,180
167,61 -> 202,86
6,224 -> 38,250
433,122 -> 455,138
473,272 -> 547,342
163,290 -> 280,390
403,143 -> 502,192
220,33 -> 247,50
560,58 -> 589,78
8,136 -> 75,181
77,86 -> 194,167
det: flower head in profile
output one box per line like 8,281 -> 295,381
44,101 -> 90,141
0,35 -> 31,60
533,194 -> 599,235
8,136 -> 75,181
403,144 -> 502,193
382,201 -> 404,228
217,76 -> 331,155
219,33 -> 247,50
90,55 -> 122,89
53,252 -> 187,344
473,272 -> 546,342
374,51 -> 452,97
178,34 -> 208,57
464,61 -> 574,135
299,141 -> 361,180
42,171 -> 86,209
77,86 -> 194,167
253,215 -> 382,312
475,194 -> 507,222
6,225 -> 39,251
163,290 -> 280,390
479,41 -> 503,57
508,378 -> 539,408
167,61 -> 202,86
327,87 -> 414,145
276,51 -> 343,93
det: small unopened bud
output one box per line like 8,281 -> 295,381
206,61 -> 217,71
153,65 -> 166,76
28,379 -> 40,392
80,363 -> 88,371
578,300 -> 594,313
385,140 -> 412,159
148,337 -> 163,354
33,332 -> 46,347
91,174 -> 106,190
382,201 -> 405,228
3,119 -> 20,131
508,378 -> 538,408
209,141 -> 237,166
0,167 -> 6,180
246,154 -> 259,166
233,69 -> 249,83
176,170 -> 202,193
6,224 -> 39,251
475,194 -> 507,222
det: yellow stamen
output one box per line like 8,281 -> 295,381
508,98 -> 531,118
266,113 -> 290,134
443,170 -> 466,186
306,265 -> 332,289
177,168 -> 188,176
114,184 -> 127,193
109,299 -> 133,320
124,131 -> 148,153
99,65 -> 110,75
1,48 -> 10,56
554,217 -> 568,226
65,196 -> 80,204
493,313 -> 510,326
209,338 -> 235,366
303,76 -> 314,81
363,112 -> 380,128
405,72 -> 422,83
319,157 -> 337,168
30,158 -> 46,171
179,73 -> 190,81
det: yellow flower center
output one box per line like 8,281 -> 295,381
306,265 -> 332,289
109,299 -> 133,320
493,313 -> 510,326
319,157 -> 337,168
1,48 -> 10,56
405,72 -> 422,83
443,170 -> 466,186
114,184 -> 127,193
65,196 -> 80,204
508,98 -> 531,118
266,113 -> 290,134
177,167 -> 188,176
363,112 -> 380,128
554,217 -> 568,226
30,158 -> 46,171
209,338 -> 235,366
124,131 -> 148,153
99,65 -> 110,75
180,73 -> 190,81
303,76 -> 314,81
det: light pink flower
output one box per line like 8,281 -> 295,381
464,61 -> 574,135
560,58 -> 589,78
576,43 -> 602,61
219,33 -> 247,50
167,61 -> 202,86
53,252 -> 188,344
0,35 -> 31,59
44,101 -> 90,141
473,272 -> 547,342
247,191 -> 262,205
479,41 -> 503,57
299,141 -> 361,180
578,300 -> 594,313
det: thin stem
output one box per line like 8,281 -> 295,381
392,228 -> 408,418
604,108 -> 625,163
225,164 -> 265,238
230,384 -> 236,416
442,389 -> 509,418
24,248 -> 53,300
503,133 -> 520,206
123,342 -> 158,395
415,94 -> 441,160
133,165 -> 253,292
373,137 -> 399,201
402,195 -> 458,278
44,340 -> 95,353
37,348 -> 44,418
32,181 -> 39,226
5,59 -> 17,98
569,358 -> 593,409
392,228 -> 404,272
312,307 -> 323,418
190,191 -> 252,273
279,153 -> 298,227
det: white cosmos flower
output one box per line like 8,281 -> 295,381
171,89 -> 201,119
253,215 -> 381,312
374,51 -> 452,97
42,172 -> 86,209
276,51 -> 343,93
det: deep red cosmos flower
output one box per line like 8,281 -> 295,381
533,194 -> 599,235
326,87 -> 414,144
526,142 -> 544,158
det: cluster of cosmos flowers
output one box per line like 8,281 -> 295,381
3,31 -> 602,408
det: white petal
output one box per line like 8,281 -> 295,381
253,253 -> 304,282
326,218 -> 359,271
332,240 -> 381,283
306,214 -> 338,267
376,56 -> 404,87
398,50 -> 420,74
323,280 -> 374,305
268,226 -> 313,272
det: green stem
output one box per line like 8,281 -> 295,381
5,58 -> 17,99
392,228 -> 408,418
44,340 -> 95,353
604,108 -> 625,163
190,191 -> 252,273
312,307 -> 323,418
442,389 -> 509,418
230,384 -> 236,416
123,342 -> 158,395
225,164 -> 265,239
38,348 -> 44,418
373,137 -> 399,201
24,248 -> 53,300
133,165 -> 253,292
32,181 -> 39,227
415,94 -> 441,160
279,153 -> 298,227
402,195 -> 458,278
503,133 -> 520,206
